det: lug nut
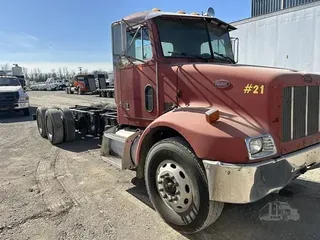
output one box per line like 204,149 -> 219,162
158,188 -> 164,192
158,181 -> 163,184
163,194 -> 168,199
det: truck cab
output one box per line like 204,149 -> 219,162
0,75 -> 30,116
36,7 -> 320,234
107,7 -> 320,233
66,74 -> 96,95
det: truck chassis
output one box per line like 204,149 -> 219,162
97,88 -> 115,98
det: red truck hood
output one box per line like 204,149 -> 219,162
174,63 -> 320,157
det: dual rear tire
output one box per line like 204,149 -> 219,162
36,107 -> 75,144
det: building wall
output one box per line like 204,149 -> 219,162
252,0 -> 319,16
231,2 -> 320,74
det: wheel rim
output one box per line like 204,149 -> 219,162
156,160 -> 199,214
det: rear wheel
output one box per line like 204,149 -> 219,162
45,109 -> 64,145
36,107 -> 48,138
59,108 -> 75,142
145,137 -> 224,234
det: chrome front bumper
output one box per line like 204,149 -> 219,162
203,143 -> 320,204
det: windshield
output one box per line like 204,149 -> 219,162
0,77 -> 21,86
155,17 -> 234,62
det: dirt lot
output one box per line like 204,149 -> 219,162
0,91 -> 320,240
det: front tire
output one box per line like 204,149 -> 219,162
145,137 -> 224,234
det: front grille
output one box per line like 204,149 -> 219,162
0,92 -> 19,106
282,86 -> 320,142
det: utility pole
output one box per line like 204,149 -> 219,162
78,67 -> 82,74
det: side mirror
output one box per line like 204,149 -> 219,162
23,86 -> 27,92
112,21 -> 127,56
231,37 -> 239,63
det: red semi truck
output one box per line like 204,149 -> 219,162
36,7 -> 320,234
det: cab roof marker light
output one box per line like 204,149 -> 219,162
190,12 -> 200,15
152,8 -> 161,12
177,11 -> 186,14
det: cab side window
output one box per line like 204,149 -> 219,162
126,27 -> 153,62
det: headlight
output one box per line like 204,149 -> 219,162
245,134 -> 277,160
19,95 -> 29,101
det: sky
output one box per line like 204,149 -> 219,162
0,0 -> 251,73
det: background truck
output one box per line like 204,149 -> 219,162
0,75 -> 30,116
66,74 -> 97,95
97,72 -> 115,98
36,7 -> 320,234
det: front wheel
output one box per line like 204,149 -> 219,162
145,137 -> 224,234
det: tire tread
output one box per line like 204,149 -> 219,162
144,137 -> 224,234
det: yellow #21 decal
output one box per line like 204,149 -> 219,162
243,84 -> 265,94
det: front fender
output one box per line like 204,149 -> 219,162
136,107 -> 261,164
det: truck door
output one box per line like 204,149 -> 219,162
115,26 -> 158,127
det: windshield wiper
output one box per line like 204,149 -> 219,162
168,51 -> 209,62
213,52 -> 235,64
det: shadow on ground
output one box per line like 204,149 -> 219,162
57,133 -> 101,153
126,178 -> 320,240
0,107 -> 37,123
127,177 -> 154,210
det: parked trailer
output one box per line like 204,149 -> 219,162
36,7 -> 320,234
97,74 -> 115,98
230,1 -> 320,74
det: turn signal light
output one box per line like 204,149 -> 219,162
205,109 -> 220,124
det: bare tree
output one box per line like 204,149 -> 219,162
51,68 -> 56,78
36,68 -> 43,81
58,67 -> 63,79
62,67 -> 69,79
1,63 -> 10,71
32,68 -> 38,82
70,70 -> 76,78
23,67 -> 29,78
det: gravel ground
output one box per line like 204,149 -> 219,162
0,90 -> 320,240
